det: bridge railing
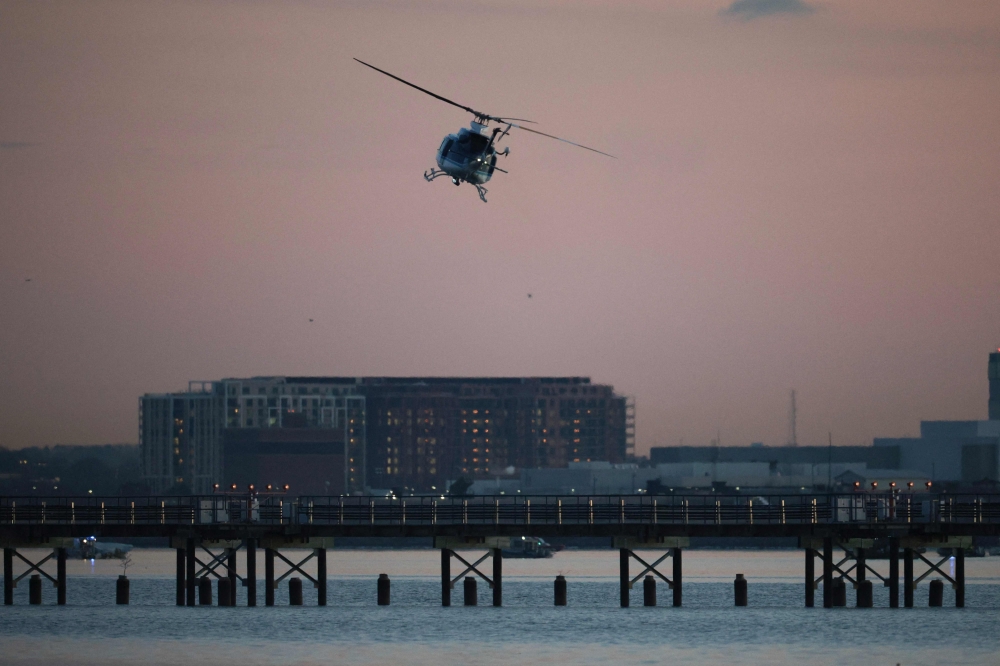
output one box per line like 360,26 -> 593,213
2,493 -> 998,528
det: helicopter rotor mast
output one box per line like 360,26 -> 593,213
354,58 -> 614,157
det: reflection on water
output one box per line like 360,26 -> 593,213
2,549 -> 998,666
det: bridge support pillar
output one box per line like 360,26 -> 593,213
4,548 -> 12,606
955,548 -> 964,608
492,548 -> 502,607
56,547 -> 66,606
172,537 -> 244,608
898,536 -> 967,608
614,537 -> 687,609
227,548 -> 238,607
185,538 -> 196,607
257,536 -> 333,607
619,548 -> 629,608
822,538 -> 833,608
175,547 -> 185,606
434,537 -> 507,608
888,537 -> 899,608
855,547 -> 866,608
904,548 -> 914,608
672,548 -> 682,607
441,548 -> 451,607
805,537 -> 887,609
804,548 -> 814,607
265,548 -> 275,607
246,539 -> 257,607
317,548 -> 327,607
0,541 -> 72,605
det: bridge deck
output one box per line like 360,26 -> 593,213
2,492 -> 998,541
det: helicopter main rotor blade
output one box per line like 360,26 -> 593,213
354,59 -> 534,125
506,122 -> 616,158
354,58 -> 483,117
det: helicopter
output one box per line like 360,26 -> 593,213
354,58 -> 614,203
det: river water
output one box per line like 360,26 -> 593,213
2,549 -> 998,665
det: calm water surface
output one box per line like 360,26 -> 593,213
2,549 -> 998,665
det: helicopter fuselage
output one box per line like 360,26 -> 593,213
435,124 -> 499,185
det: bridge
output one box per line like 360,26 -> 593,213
3,492 -> 998,610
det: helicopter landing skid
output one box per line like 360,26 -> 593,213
423,168 -> 489,203
423,168 -> 450,182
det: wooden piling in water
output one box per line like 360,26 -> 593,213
832,577 -> 846,607
857,580 -> 873,608
643,575 -> 656,607
29,573 -> 42,605
377,573 -> 390,606
116,576 -> 130,605
463,576 -> 477,606
928,579 -> 944,607
289,577 -> 303,606
734,573 -> 747,606
218,577 -> 231,606
554,575 -> 567,606
198,576 -> 212,605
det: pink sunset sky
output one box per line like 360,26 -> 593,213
1,0 -> 998,454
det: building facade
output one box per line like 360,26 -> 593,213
141,376 -> 630,494
874,420 -> 1000,484
140,385 -> 222,495
363,377 -> 630,492
141,378 -> 365,494
871,351 -> 1000,484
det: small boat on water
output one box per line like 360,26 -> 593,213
66,536 -> 133,560
502,536 -> 556,559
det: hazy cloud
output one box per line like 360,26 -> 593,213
0,141 -> 39,150
721,0 -> 815,20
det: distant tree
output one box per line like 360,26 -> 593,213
120,552 -> 133,576
63,457 -> 114,495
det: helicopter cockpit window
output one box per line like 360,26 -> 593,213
450,131 -> 489,157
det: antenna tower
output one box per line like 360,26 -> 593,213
788,389 -> 798,447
